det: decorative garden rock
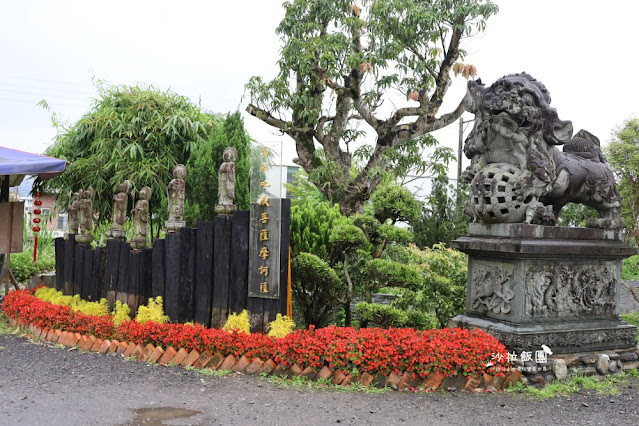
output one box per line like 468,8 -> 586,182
165,164 -> 187,233
552,359 -> 568,380
463,73 -> 621,229
596,354 -> 610,375
215,147 -> 238,215
106,180 -> 131,240
130,186 -> 151,250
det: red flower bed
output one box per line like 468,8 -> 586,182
3,288 -> 115,338
2,289 -> 510,377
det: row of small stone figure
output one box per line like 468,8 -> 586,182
104,181 -> 154,250
67,164 -> 189,250
66,149 -> 238,250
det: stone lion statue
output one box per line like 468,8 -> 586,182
463,72 -> 621,229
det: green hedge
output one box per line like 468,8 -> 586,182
622,255 -> 639,280
6,248 -> 55,283
355,302 -> 437,330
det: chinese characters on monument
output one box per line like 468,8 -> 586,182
248,145 -> 281,299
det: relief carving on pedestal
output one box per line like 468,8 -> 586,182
525,264 -> 616,318
470,264 -> 515,314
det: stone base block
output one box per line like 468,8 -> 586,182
450,314 -> 637,354
452,224 -> 638,354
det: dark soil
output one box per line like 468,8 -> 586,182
1,332 -> 638,426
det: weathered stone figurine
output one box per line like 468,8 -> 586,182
75,187 -> 94,244
130,186 -> 151,250
215,147 -> 238,215
106,180 -> 131,240
462,72 -> 621,229
65,190 -> 82,240
165,164 -> 187,233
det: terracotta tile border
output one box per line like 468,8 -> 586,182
7,319 -> 521,392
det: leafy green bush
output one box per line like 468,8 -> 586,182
291,252 -> 343,328
622,255 -> 639,280
355,302 -> 436,330
557,203 -> 599,227
621,312 -> 639,339
290,199 -> 348,259
391,244 -> 467,328
366,258 -> 422,290
113,301 -> 131,327
411,172 -> 468,248
8,248 -> 56,283
370,183 -> 422,224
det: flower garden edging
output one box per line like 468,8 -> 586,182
6,315 -> 521,393
3,289 -> 520,392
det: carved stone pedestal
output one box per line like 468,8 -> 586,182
105,228 -> 126,240
214,204 -> 236,215
165,220 -> 185,233
450,224 -> 638,354
74,234 -> 93,245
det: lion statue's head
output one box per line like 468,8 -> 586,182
464,73 -> 573,186
462,73 -> 621,228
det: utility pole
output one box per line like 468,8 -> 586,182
457,117 -> 464,188
457,117 -> 474,190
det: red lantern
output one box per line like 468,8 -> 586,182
32,188 -> 42,263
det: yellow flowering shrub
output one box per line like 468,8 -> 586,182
222,309 -> 251,334
112,301 -> 131,327
35,287 -> 109,316
135,297 -> 169,324
267,313 -> 295,338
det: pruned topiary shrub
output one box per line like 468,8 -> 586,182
355,302 -> 437,329
291,252 -> 343,328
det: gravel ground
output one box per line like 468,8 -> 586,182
1,332 -> 638,426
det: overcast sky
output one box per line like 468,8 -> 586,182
1,1 -> 637,178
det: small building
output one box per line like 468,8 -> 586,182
16,176 -> 66,238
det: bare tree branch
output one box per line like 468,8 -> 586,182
389,93 -> 467,147
245,104 -> 292,132
428,20 -> 464,113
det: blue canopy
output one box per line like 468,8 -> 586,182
0,146 -> 66,185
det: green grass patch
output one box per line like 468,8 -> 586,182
184,365 -> 232,377
262,373 -> 389,393
0,312 -> 14,335
506,372 -> 636,399
621,312 -> 639,340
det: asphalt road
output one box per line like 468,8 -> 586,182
1,332 -> 638,426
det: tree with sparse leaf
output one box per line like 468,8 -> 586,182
411,170 -> 468,248
43,84 -> 217,239
246,0 -> 498,215
607,117 -> 639,244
